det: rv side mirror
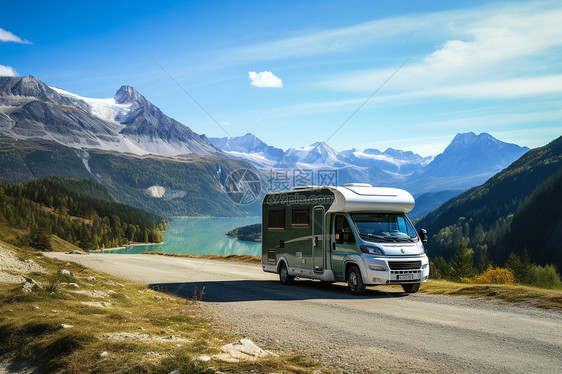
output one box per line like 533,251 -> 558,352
335,228 -> 344,245
419,229 -> 428,244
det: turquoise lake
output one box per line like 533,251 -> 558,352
106,217 -> 261,256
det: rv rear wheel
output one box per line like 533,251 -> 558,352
279,263 -> 294,284
402,283 -> 420,293
347,266 -> 366,295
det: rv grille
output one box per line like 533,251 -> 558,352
388,261 -> 421,270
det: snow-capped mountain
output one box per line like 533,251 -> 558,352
417,132 -> 528,178
209,133 -> 285,168
340,147 -> 433,175
285,142 -> 345,167
0,76 -> 223,157
404,132 -> 529,194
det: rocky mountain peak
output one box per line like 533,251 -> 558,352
0,75 -> 55,101
448,132 -> 478,148
114,85 -> 145,105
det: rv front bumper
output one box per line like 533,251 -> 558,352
360,254 -> 429,285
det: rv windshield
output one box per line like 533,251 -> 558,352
351,213 -> 418,243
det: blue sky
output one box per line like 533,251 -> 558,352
1,0 -> 561,156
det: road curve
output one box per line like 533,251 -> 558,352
45,253 -> 562,373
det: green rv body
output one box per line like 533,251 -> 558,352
261,183 -> 430,294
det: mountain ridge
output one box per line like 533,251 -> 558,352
210,131 -> 529,196
0,75 -> 223,157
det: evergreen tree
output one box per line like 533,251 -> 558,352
451,246 -> 475,280
29,227 -> 52,251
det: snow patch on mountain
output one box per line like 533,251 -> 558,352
351,150 -> 430,167
50,87 -> 132,123
224,150 -> 279,168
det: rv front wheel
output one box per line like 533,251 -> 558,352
347,266 -> 366,295
279,263 -> 294,284
402,283 -> 420,293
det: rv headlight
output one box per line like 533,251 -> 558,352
360,245 -> 385,256
419,245 -> 425,255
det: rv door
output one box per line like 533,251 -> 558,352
312,207 -> 325,272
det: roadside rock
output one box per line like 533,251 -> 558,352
22,281 -> 41,293
86,276 -> 96,281
57,269 -> 73,276
213,339 -> 277,362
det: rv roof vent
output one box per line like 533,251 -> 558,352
292,185 -> 322,190
341,183 -> 372,188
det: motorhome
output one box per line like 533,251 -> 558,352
261,183 -> 429,294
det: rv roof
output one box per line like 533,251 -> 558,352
268,184 -> 415,213
329,185 -> 415,213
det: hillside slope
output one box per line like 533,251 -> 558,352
0,177 -> 166,250
416,136 -> 562,268
0,137 -> 261,217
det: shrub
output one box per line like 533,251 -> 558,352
462,266 -> 515,284
527,264 -> 562,289
430,257 -> 452,279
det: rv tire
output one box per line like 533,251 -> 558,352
402,283 -> 420,293
279,263 -> 294,284
347,266 -> 366,295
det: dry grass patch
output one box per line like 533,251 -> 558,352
0,242 -> 322,373
143,251 -> 262,264
420,279 -> 562,308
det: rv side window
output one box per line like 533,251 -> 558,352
335,214 -> 355,243
292,208 -> 310,227
268,209 -> 286,231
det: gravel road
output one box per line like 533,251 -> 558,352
45,252 -> 562,373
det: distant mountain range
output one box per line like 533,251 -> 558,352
210,131 -> 529,196
0,75 -> 531,218
417,136 -> 562,269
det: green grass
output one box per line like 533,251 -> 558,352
0,243 -> 323,373
420,279 -> 562,308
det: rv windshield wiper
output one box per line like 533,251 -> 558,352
360,233 -> 397,242
393,237 -> 416,242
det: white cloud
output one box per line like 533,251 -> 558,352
312,2 -> 562,99
230,2 -> 560,63
231,15 -> 434,62
0,28 -> 32,44
248,71 -> 283,88
0,65 -> 18,77
419,75 -> 562,99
